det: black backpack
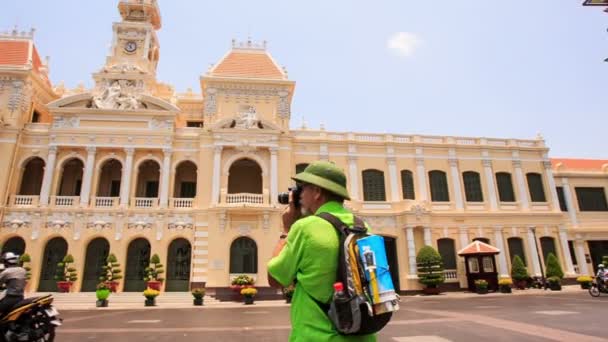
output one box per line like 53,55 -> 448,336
315,212 -> 396,335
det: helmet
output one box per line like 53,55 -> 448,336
292,161 -> 350,200
599,264 -> 605,269
2,252 -> 19,266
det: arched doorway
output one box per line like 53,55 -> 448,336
57,158 -> 84,196
97,159 -> 122,197
135,160 -> 160,198
228,159 -> 262,194
81,238 -> 110,292
230,237 -> 258,274
124,238 -> 151,292
19,157 -> 45,195
382,236 -> 400,292
38,237 -> 68,292
173,161 -> 197,198
1,236 -> 26,255
165,238 -> 191,291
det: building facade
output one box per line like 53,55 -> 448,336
1,0 -> 607,293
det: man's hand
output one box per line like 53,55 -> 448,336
281,190 -> 301,233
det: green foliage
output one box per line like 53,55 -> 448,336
144,254 -> 164,282
96,286 -> 111,300
602,255 -> 608,266
547,276 -> 561,284
19,254 -> 32,281
54,254 -> 77,282
99,253 -> 123,282
191,288 -> 206,299
545,253 -> 564,279
474,279 -> 488,289
510,255 -> 529,281
416,246 -> 445,287
231,275 -> 255,286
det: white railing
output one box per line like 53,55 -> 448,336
226,193 -> 263,204
172,198 -> 194,208
94,197 -> 118,208
52,196 -> 79,207
11,195 -> 39,206
444,269 -> 458,280
355,134 -> 383,142
456,138 -> 476,145
133,197 -> 158,208
421,136 -> 444,144
486,139 -> 508,146
394,135 -> 411,143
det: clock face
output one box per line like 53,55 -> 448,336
124,41 -> 137,53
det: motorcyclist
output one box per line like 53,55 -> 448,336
596,264 -> 607,290
0,252 -> 26,317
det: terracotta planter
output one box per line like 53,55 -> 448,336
105,281 -> 119,293
56,281 -> 72,293
422,287 -> 440,295
146,281 -> 162,291
244,296 -> 254,305
193,298 -> 204,306
144,298 -> 156,306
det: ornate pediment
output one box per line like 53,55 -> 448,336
46,212 -> 73,230
128,214 -> 154,230
2,212 -> 33,230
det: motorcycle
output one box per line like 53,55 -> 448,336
588,278 -> 608,297
0,294 -> 61,341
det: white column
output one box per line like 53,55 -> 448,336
348,145 -> 359,201
270,147 -> 278,205
120,148 -> 134,207
387,156 -> 399,202
482,157 -> 498,210
561,178 -> 579,227
542,159 -> 561,212
493,226 -> 509,277
415,149 -> 428,202
448,154 -> 464,210
526,227 -> 542,276
558,226 -> 575,276
459,226 -> 469,249
423,226 -> 432,246
513,158 -> 530,210
211,146 -> 222,205
575,239 -> 590,275
406,226 -> 417,276
159,148 -> 172,208
79,146 -> 96,206
39,146 -> 58,206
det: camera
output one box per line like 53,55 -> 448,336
277,185 -> 303,207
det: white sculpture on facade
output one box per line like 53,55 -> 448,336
92,80 -> 141,110
234,106 -> 259,129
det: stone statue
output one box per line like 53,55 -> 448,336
234,106 -> 258,129
92,80 -> 141,110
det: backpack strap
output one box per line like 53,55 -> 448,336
317,212 -> 367,235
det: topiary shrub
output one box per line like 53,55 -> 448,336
416,246 -> 445,289
510,255 -> 529,282
545,253 -> 564,280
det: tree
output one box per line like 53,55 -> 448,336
99,253 -> 122,282
144,254 -> 164,282
545,253 -> 564,279
55,254 -> 78,282
19,254 -> 31,281
416,246 -> 445,288
510,255 -> 529,281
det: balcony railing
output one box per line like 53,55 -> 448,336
94,197 -> 119,208
11,195 -> 39,207
132,197 -> 158,208
171,198 -> 194,208
226,193 -> 264,204
443,269 -> 459,282
51,196 -> 80,207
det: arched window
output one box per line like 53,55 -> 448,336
362,169 -> 386,201
19,157 -> 45,195
526,172 -> 546,202
437,238 -> 457,269
1,236 -> 26,255
97,159 -> 122,197
124,238 -> 151,292
174,161 -> 197,198
228,159 -> 262,194
136,160 -> 160,198
400,170 -> 415,200
428,170 -> 449,202
81,238 -> 110,291
540,237 -> 558,263
230,237 -> 258,274
38,237 -> 68,292
472,237 -> 490,244
462,171 -> 483,202
496,172 -> 515,202
166,238 -> 192,291
507,237 -> 527,266
57,158 -> 84,196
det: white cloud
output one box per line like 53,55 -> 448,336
387,32 -> 421,57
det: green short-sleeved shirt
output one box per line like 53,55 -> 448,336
267,201 -> 377,342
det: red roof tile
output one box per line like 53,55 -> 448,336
458,240 -> 500,256
0,41 -> 29,66
550,158 -> 608,171
210,50 -> 285,80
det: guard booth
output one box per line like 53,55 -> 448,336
458,241 -> 500,292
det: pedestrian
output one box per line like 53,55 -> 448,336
0,252 -> 26,316
267,161 -> 376,341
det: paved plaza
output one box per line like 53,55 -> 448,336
52,287 -> 608,341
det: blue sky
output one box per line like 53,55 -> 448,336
2,1 -> 607,158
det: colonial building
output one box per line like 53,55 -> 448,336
1,0 -> 607,294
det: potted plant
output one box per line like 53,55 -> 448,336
498,278 -> 513,293
282,284 -> 295,304
96,282 -> 111,307
230,275 -> 255,293
55,254 -> 77,292
241,287 -> 258,305
192,288 -> 205,306
143,288 -> 160,306
99,253 -> 122,292
545,253 -> 564,291
547,276 -> 561,291
144,254 -> 164,291
416,246 -> 445,295
19,254 -> 31,290
510,256 -> 529,290
577,275 -> 593,289
474,279 -> 489,294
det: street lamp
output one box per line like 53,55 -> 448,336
530,227 -> 547,290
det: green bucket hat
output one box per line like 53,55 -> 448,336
292,161 -> 350,200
